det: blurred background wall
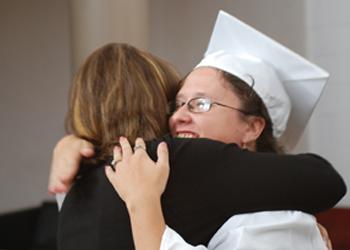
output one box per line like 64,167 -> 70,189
0,0 -> 349,213
0,0 -> 71,213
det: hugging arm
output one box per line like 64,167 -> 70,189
105,136 -> 342,250
163,137 -> 345,216
138,136 -> 345,246
48,135 -> 94,194
53,135 -> 345,249
49,135 -> 345,213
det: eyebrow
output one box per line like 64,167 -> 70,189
176,92 -> 208,100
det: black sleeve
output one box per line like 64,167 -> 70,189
145,136 -> 346,245
58,136 -> 346,249
159,136 -> 346,214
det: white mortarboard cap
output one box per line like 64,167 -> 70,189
196,10 -> 329,150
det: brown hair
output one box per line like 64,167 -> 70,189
221,71 -> 284,153
65,43 -> 180,160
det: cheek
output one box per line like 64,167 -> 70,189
196,114 -> 227,135
168,117 -> 176,134
216,115 -> 248,143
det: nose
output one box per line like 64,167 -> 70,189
169,104 -> 192,129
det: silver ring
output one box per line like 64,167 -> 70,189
133,145 -> 146,151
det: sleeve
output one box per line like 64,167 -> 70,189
207,211 -> 328,250
162,137 -> 346,215
154,137 -> 346,245
160,226 -> 208,250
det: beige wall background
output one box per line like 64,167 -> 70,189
0,0 -> 71,213
0,0 -> 349,213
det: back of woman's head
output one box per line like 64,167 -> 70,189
221,71 -> 284,153
66,43 -> 180,160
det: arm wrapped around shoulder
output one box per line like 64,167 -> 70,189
162,137 -> 347,217
296,153 -> 346,213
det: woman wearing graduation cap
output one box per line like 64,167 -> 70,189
105,11 -> 339,250
51,11 -> 344,250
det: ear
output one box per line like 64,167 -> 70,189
242,116 -> 265,148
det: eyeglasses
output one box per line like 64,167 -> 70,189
171,97 -> 251,115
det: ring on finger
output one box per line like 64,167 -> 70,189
133,145 -> 146,151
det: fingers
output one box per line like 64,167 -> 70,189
79,138 -> 95,157
119,136 -> 133,159
80,148 -> 95,158
111,146 -> 122,169
157,142 -> 169,168
105,147 -> 120,188
105,165 -> 118,190
134,138 -> 146,154
106,146 -> 119,183
111,137 -> 146,169
327,238 -> 333,250
48,135 -> 92,194
48,181 -> 69,195
48,168 -> 73,195
105,165 -> 115,180
318,223 -> 333,250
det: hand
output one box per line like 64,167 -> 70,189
317,223 -> 333,250
48,135 -> 94,194
105,137 -> 170,208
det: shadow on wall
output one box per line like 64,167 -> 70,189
0,202 -> 58,250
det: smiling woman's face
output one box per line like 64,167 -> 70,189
169,67 -> 251,146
